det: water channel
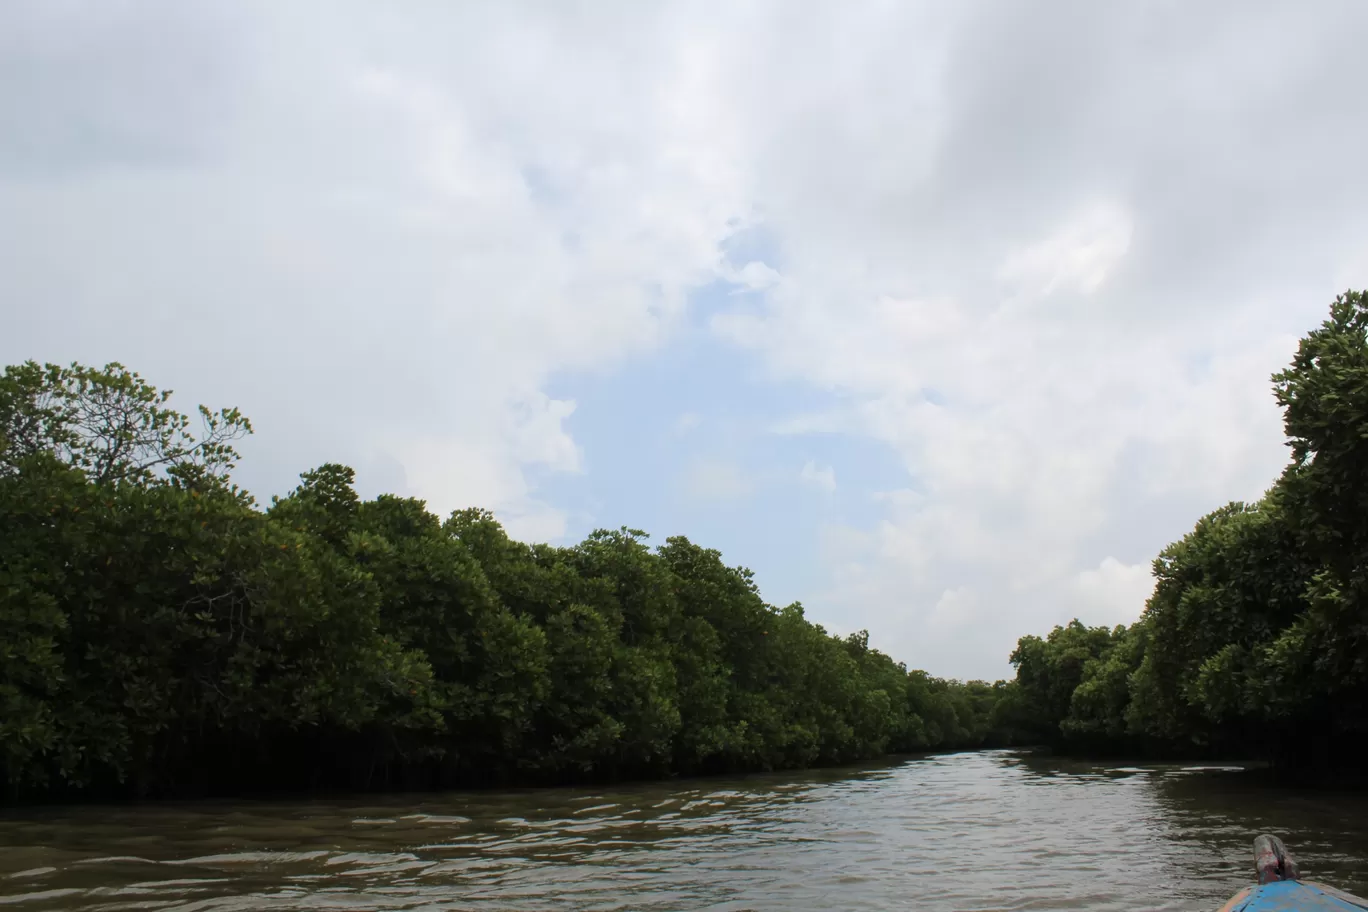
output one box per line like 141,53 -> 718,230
3,751 -> 1367,911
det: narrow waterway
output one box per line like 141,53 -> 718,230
3,751 -> 1367,911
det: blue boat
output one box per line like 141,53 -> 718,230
1218,835 -> 1368,911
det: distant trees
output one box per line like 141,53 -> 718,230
0,361 -> 1008,801
1006,291 -> 1368,772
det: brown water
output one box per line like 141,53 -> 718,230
3,751 -> 1367,912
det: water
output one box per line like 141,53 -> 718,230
3,751 -> 1367,911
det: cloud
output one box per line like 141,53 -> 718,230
672,412 -> 703,436
727,260 -> 782,293
697,0 -> 1368,677
1000,201 -> 1133,298
4,0 -> 1368,678
0,0 -> 750,539
768,411 -> 852,436
928,587 -> 982,637
1069,558 -> 1157,631
799,460 -> 836,493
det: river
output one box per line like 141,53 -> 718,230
3,751 -> 1367,912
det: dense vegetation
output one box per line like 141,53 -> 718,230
1006,291 -> 1368,772
0,362 -> 1012,801
5,290 -> 1365,801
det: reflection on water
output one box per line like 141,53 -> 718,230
3,751 -> 1367,911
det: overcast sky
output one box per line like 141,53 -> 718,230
4,1 -> 1367,680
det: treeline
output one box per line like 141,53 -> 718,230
1004,291 -> 1368,772
0,362 -> 1012,801
9,291 -> 1363,802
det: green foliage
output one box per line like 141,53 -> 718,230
1009,621 -> 1119,744
0,362 -> 1010,802
12,288 -> 1368,797
1,361 -> 251,487
1007,290 -> 1368,770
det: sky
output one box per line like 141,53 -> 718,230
4,1 -> 1368,681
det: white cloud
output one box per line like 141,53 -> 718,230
929,585 -> 969,623
0,1 -> 753,538
673,412 -> 703,436
5,1 -> 1368,679
768,411 -> 852,436
799,460 -> 837,493
1000,201 -> 1133,298
689,3 -> 1368,677
728,260 -> 782,292
1069,558 -> 1157,630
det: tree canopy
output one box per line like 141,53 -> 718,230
0,361 -> 1009,801
6,289 -> 1366,800
1005,291 -> 1368,773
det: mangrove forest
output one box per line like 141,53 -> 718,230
2,290 -> 1367,801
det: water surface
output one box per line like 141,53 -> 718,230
3,751 -> 1367,911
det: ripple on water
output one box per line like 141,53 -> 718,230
2,752 -> 1368,911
